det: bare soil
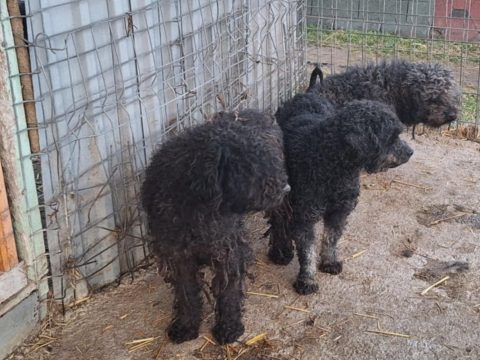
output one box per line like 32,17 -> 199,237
7,132 -> 480,360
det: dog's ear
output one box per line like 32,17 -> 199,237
188,145 -> 228,207
344,129 -> 380,161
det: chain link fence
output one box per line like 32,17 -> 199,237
306,0 -> 480,137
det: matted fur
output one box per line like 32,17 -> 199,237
309,60 -> 461,128
267,95 -> 413,295
141,110 -> 289,344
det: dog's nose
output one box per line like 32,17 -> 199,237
406,147 -> 414,158
445,109 -> 457,122
283,184 -> 291,193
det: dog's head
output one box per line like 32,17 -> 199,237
190,110 -> 290,214
339,100 -> 414,173
401,62 -> 460,127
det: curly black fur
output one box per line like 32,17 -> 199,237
268,96 -> 413,295
309,60 -> 460,128
141,110 -> 289,344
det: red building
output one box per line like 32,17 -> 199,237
434,0 -> 480,41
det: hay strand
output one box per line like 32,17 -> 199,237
354,313 -> 378,319
246,291 -> 279,298
29,340 -> 56,353
366,329 -> 410,338
392,179 -> 431,191
202,335 -> 217,345
233,347 -> 251,360
428,213 -> 467,226
421,276 -> 450,295
68,297 -> 90,307
199,340 -> 210,352
350,250 -> 367,259
125,336 -> 159,345
245,332 -> 268,346
126,336 -> 160,353
284,305 -> 310,313
225,345 -> 232,360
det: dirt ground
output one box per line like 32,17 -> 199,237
7,132 -> 480,359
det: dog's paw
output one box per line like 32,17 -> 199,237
167,319 -> 200,343
268,246 -> 294,266
293,277 -> 319,295
319,260 -> 343,275
212,321 -> 245,345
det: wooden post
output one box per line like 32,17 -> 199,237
0,159 -> 18,272
6,0 -> 40,153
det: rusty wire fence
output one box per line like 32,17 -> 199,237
306,0 -> 480,137
4,0 -> 306,308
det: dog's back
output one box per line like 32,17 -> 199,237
308,60 -> 460,127
141,110 -> 289,241
275,92 -> 335,134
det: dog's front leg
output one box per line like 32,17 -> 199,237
318,207 -> 351,275
292,222 -> 319,295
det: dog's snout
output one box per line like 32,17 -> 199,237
406,146 -> 414,158
283,184 -> 291,193
445,109 -> 458,122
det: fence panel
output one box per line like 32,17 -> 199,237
25,0 -> 305,304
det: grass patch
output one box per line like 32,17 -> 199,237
307,27 -> 480,66
462,93 -> 479,123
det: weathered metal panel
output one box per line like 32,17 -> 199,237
28,0 -> 131,301
247,0 -> 305,111
0,289 -> 39,360
26,0 -> 305,303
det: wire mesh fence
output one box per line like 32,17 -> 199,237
3,0 -> 479,314
10,0 -> 305,306
306,0 -> 480,135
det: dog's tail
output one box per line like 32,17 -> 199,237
308,65 -> 324,91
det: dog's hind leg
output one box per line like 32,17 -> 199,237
267,206 -> 294,265
318,207 -> 352,275
166,256 -> 203,343
211,239 -> 251,344
292,222 -> 319,295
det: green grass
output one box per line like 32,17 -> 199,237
307,26 -> 480,124
307,27 -> 480,66
462,93 -> 479,123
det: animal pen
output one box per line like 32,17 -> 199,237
0,0 -> 479,358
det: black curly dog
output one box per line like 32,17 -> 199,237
308,60 -> 460,131
141,110 -> 289,344
268,96 -> 413,295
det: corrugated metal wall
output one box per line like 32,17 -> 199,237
308,0 -> 434,37
26,0 -> 305,304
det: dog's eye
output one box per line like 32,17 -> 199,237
388,136 -> 398,145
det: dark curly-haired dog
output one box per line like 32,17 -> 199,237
308,60 -> 460,130
267,96 -> 413,295
141,110 -> 289,344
